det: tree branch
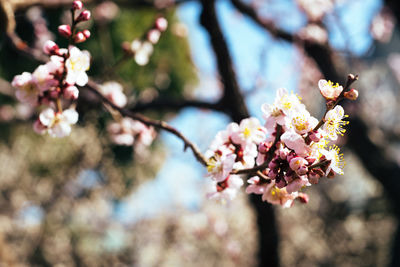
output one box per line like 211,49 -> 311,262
130,97 -> 223,113
86,80 -> 208,166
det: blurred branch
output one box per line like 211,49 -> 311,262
230,0 -> 294,42
130,97 -> 222,112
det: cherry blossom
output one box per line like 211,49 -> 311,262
12,72 -> 39,105
320,145 -> 345,175
318,79 -> 343,100
323,105 -> 348,140
207,175 -> 244,202
98,81 -> 127,108
207,153 -> 236,182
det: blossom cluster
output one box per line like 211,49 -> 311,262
124,17 -> 168,66
11,0 -> 91,138
107,118 -> 156,150
205,78 -> 358,207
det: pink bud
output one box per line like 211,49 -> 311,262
309,130 -> 322,142
63,85 -> 79,100
43,40 -> 59,55
76,10 -> 91,22
268,169 -> 277,179
74,32 -> 86,43
297,193 -> 309,203
289,157 -> 307,172
155,17 -> 168,32
82,29 -> 91,39
344,89 -> 359,100
58,25 -> 72,38
33,119 -> 47,134
298,166 -> 308,175
72,0 -> 83,10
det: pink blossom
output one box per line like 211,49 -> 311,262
12,72 -> 39,105
207,175 -> 243,202
155,17 -> 168,32
98,81 -> 127,107
207,153 -> 236,182
318,79 -> 343,100
107,118 -> 156,147
245,176 -> 269,195
323,105 -> 348,140
289,156 -> 308,173
94,1 -> 119,22
32,64 -> 58,92
231,117 -> 266,146
261,181 -> 297,208
286,176 -> 309,194
147,29 -> 161,44
63,85 -> 79,100
39,108 -> 79,138
281,130 -> 310,156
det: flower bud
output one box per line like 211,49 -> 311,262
43,40 -> 59,55
327,169 -> 336,178
33,119 -> 47,135
344,89 -> 359,100
72,0 -> 83,10
76,10 -> 91,22
82,29 -> 91,39
58,25 -> 71,38
155,17 -> 168,32
258,142 -> 270,153
74,32 -> 87,43
276,178 -> 286,188
297,193 -> 309,203
308,130 -> 322,142
64,85 -> 79,100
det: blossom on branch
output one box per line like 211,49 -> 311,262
65,46 -> 91,86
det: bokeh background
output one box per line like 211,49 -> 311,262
1,0 -> 400,266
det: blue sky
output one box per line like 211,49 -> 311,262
115,0 -> 382,224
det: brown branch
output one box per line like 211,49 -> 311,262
86,80 -> 208,166
130,97 -> 222,112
